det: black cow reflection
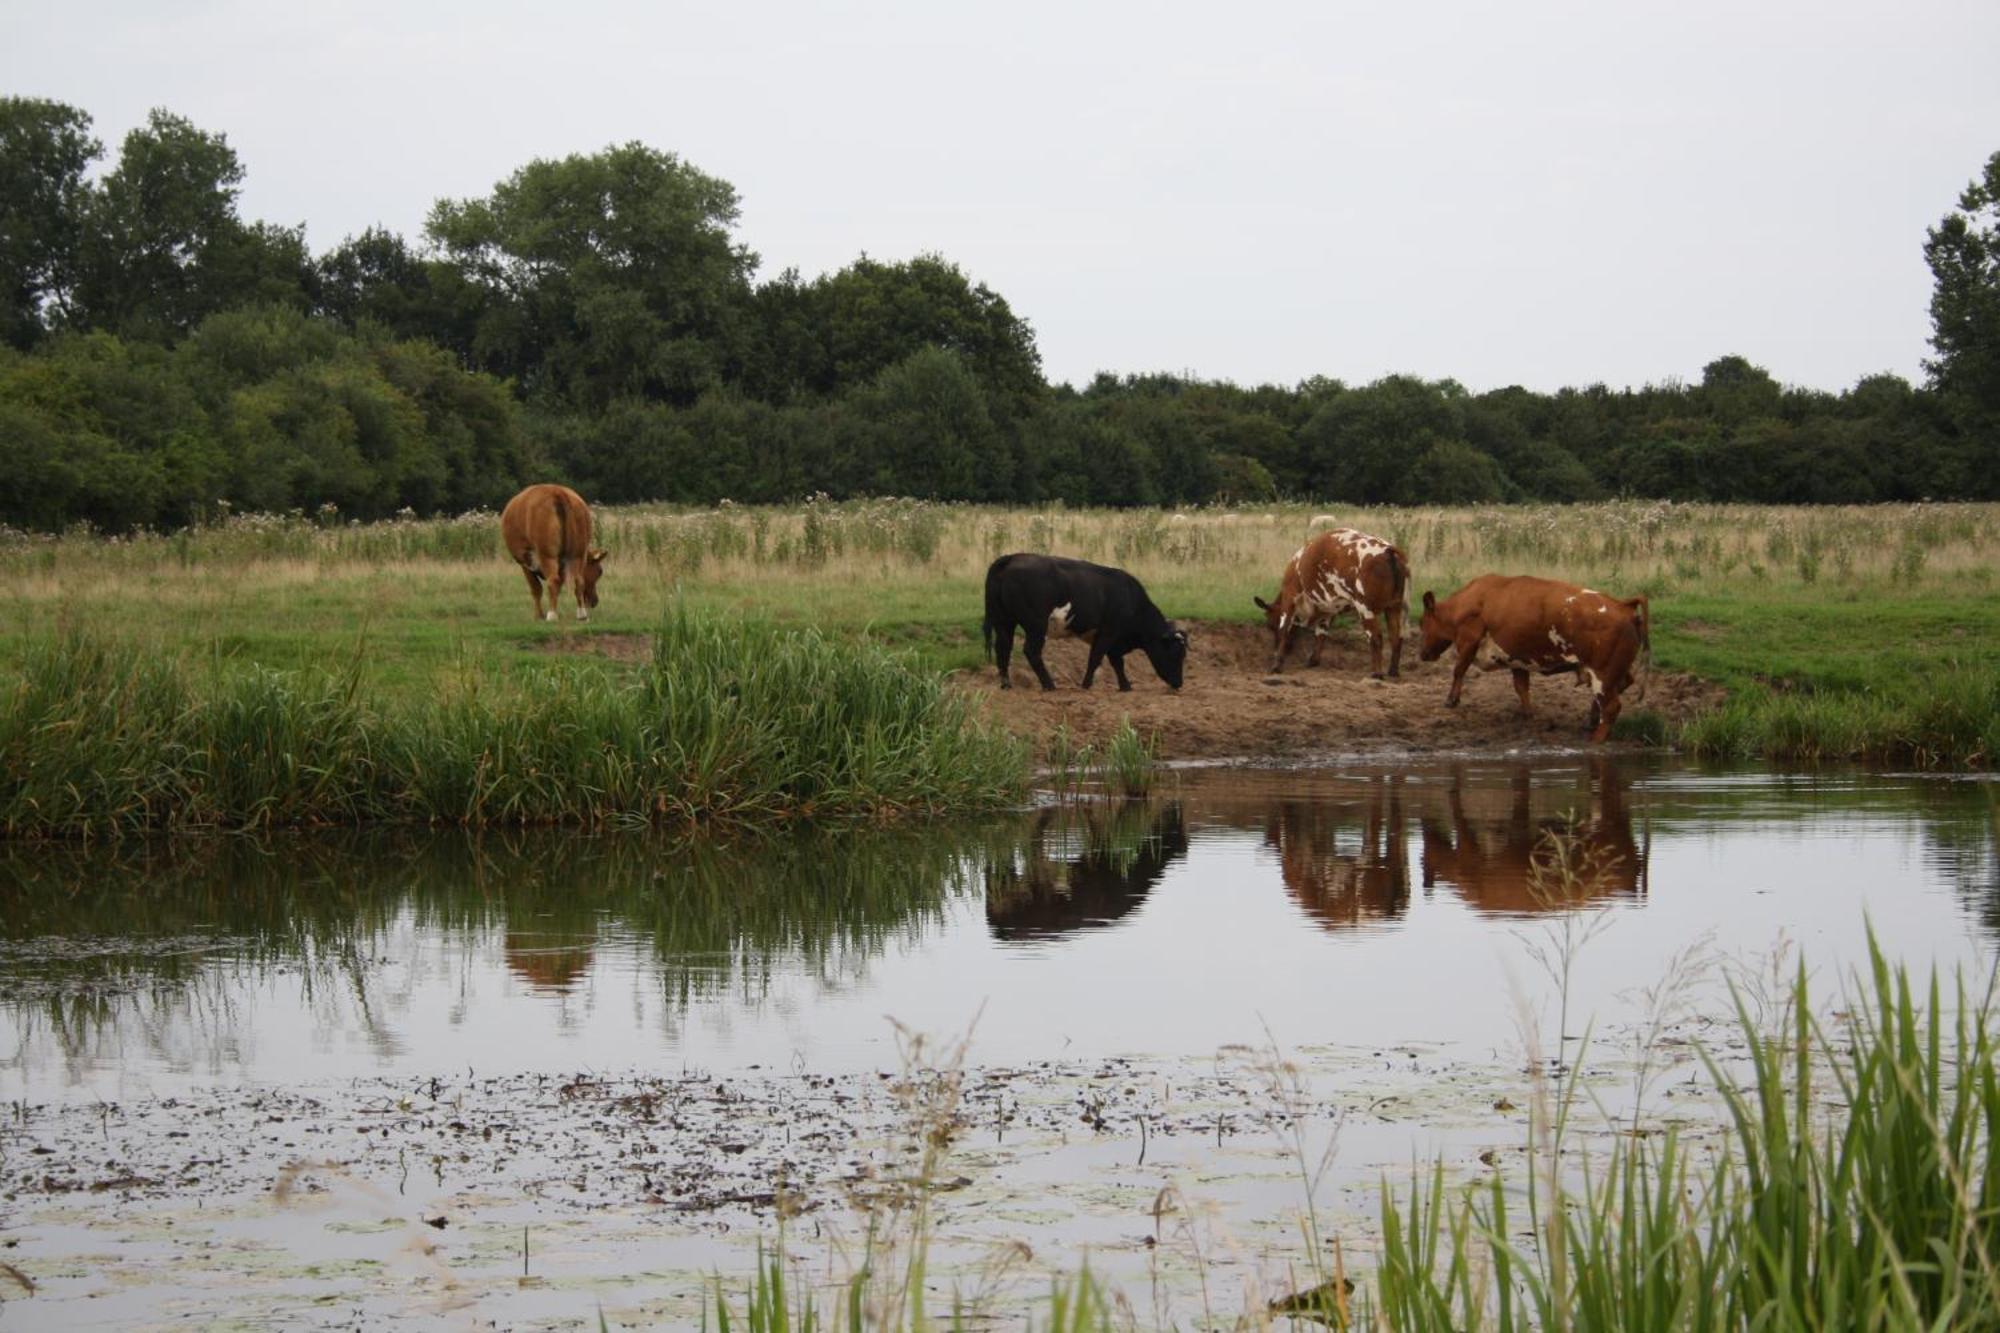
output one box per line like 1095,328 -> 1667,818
986,804 -> 1189,941
1420,758 -> 1646,915
1263,776 -> 1410,932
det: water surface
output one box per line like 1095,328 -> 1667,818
4,756 -> 1995,1104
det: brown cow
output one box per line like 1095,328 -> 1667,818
499,484 -> 606,622
1253,527 -> 1409,677
1418,574 -> 1648,742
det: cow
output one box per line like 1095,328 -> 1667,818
1418,574 -> 1649,743
983,553 -> 1187,691
499,483 -> 606,622
1253,527 -> 1409,678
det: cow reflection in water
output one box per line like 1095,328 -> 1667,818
1265,777 -> 1411,931
503,933 -> 597,993
1420,758 -> 1646,915
986,804 -> 1189,941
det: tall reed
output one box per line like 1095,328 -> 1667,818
0,612 -> 1030,837
1369,936 -> 2000,1331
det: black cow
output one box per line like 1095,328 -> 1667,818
983,553 -> 1187,691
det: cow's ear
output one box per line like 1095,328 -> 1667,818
1422,590 -> 1435,611
591,547 -> 608,562
1253,596 -> 1270,611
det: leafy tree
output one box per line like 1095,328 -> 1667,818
1406,441 -> 1508,504
426,143 -> 757,408
0,98 -> 99,348
1925,150 -> 2000,469
1697,355 -> 1783,425
751,254 -> 1044,417
1297,375 -> 1466,502
72,109 -> 311,340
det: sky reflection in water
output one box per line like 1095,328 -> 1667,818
2,757 -> 1995,1102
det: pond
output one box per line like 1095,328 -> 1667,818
5,755 -> 1995,1103
2,755 -> 1997,1326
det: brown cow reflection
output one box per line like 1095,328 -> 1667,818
1420,759 -> 1647,915
987,804 -> 1189,941
1265,777 -> 1411,931
503,932 -> 597,993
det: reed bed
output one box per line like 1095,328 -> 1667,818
0,608 -> 1028,838
1371,939 -> 2000,1331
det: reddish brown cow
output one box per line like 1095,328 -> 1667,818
499,484 -> 606,622
1418,575 -> 1649,742
1253,527 -> 1409,677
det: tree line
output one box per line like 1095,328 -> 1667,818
3,97 -> 1996,532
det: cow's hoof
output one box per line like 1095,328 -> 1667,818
577,611 -> 589,622
1369,671 -> 1385,681
1444,696 -> 1460,709
543,611 -> 556,623
1117,684 -> 1132,693
1387,669 -> 1401,679
997,679 -> 1012,690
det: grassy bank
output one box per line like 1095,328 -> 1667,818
5,499 -> 1999,765
0,607 -> 1027,837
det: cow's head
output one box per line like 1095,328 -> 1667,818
577,548 -> 608,609
1253,592 -> 1294,653
1417,590 -> 1452,661
1145,625 -> 1189,691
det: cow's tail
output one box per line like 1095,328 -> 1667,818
1387,545 -> 1409,605
552,491 -> 572,578
982,555 -> 1005,662
1626,595 -> 1652,704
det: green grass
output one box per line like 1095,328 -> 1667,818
0,607 -> 1029,837
7,499 -> 2000,767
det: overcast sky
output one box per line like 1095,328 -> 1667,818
6,0 -> 1997,394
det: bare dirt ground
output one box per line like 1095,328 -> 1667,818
960,620 -> 1724,761
533,621 -> 1724,762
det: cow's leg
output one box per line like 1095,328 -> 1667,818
1512,668 -> 1533,714
1109,653 -> 1132,692
1082,642 -> 1106,690
1445,626 -> 1485,707
1268,623 -> 1295,674
993,621 -> 1016,689
1023,629 -> 1058,691
1385,604 -> 1406,678
535,554 -> 564,623
519,563 -> 546,620
1305,621 -> 1327,668
1363,614 -> 1384,678
1590,688 -> 1622,743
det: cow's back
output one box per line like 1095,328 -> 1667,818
501,484 -> 593,563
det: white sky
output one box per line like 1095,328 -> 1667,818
6,0 -> 1997,394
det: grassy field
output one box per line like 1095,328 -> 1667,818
5,498 -> 1999,770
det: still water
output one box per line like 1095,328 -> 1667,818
3,756 -> 1996,1103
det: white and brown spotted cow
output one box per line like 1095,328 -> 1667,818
1254,527 -> 1409,677
1418,574 -> 1650,743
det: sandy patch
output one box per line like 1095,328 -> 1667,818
959,620 -> 1723,761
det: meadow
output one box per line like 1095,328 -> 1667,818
3,498 -> 1998,831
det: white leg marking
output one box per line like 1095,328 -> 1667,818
577,608 -> 589,622
544,610 -> 557,623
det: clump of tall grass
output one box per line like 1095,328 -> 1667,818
1370,936 -> 2000,1330
0,612 -> 1030,837
1037,720 -> 1159,798
1682,668 -> 2000,767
